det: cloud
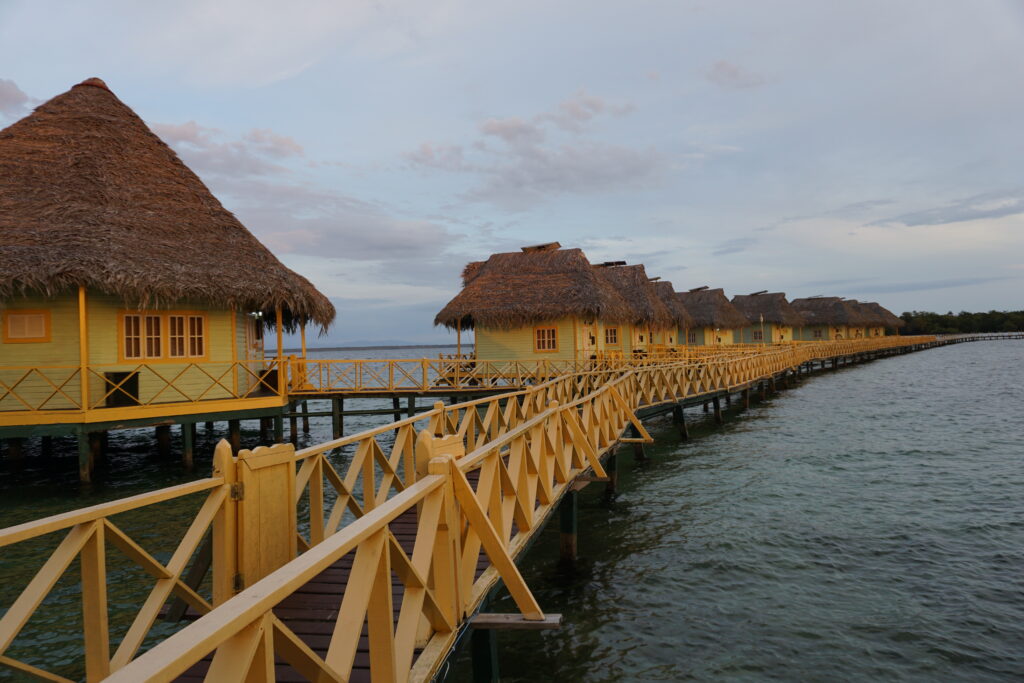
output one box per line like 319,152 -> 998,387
0,78 -> 29,118
712,236 -> 758,256
849,276 -> 1013,295
152,121 -> 303,177
406,89 -> 663,209
705,60 -> 765,89
875,190 -> 1024,227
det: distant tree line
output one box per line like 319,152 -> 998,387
899,310 -> 1024,334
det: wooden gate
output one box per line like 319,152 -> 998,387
235,443 -> 298,590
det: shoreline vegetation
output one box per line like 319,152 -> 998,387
900,310 -> 1024,335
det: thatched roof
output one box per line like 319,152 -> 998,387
0,78 -> 334,330
676,288 -> 749,328
434,246 -> 634,330
857,301 -> 905,329
731,292 -> 805,326
652,281 -> 695,329
462,261 -> 485,285
592,264 -> 675,331
790,297 -> 870,326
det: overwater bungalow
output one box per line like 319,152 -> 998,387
858,302 -> 905,336
730,291 -> 806,344
676,287 -> 749,345
650,280 -> 695,349
0,78 -> 334,477
791,297 -> 869,340
434,243 -> 633,360
591,264 -> 675,355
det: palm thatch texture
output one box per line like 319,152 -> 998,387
651,281 -> 695,329
676,287 -> 749,329
790,297 -> 872,326
0,78 -> 334,331
730,292 -> 806,327
434,244 -> 634,330
591,264 -> 675,331
859,301 -> 906,329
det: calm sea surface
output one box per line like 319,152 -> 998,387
2,341 -> 1022,681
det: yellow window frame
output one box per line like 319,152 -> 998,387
533,326 -> 559,353
604,326 -> 619,346
118,310 -> 210,363
2,309 -> 51,343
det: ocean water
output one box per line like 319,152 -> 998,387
1,341 -> 1022,681
445,339 -> 1024,681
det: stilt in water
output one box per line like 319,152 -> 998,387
77,431 -> 94,483
301,400 -> 310,434
770,377 -> 777,394
604,452 -> 618,495
471,628 -> 499,683
6,438 -> 24,462
407,395 -> 416,419
205,421 -> 214,433
629,424 -> 646,461
559,490 -> 578,563
725,393 -> 732,407
289,402 -> 299,445
672,404 -> 689,440
703,401 -> 709,413
228,419 -> 241,453
331,397 -> 343,439
273,413 -> 284,443
760,381 -> 767,401
392,396 -> 402,422
182,422 -> 195,470
742,388 -> 750,410
156,425 -> 172,458
712,396 -> 723,424
258,417 -> 271,443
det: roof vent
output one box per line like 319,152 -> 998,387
649,276 -> 662,281
521,242 -> 561,252
597,260 -> 627,267
749,290 -> 768,296
75,77 -> 111,92
688,285 -> 709,292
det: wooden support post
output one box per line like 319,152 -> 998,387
392,396 -> 402,422
712,396 -> 723,424
156,425 -> 172,459
6,438 -> 24,460
629,424 -> 646,461
273,413 -> 284,443
78,431 -> 94,483
88,431 -> 103,468
331,397 -> 343,439
743,388 -> 750,410
703,400 -> 709,413
407,395 -> 416,419
258,417 -> 271,443
559,489 -> 578,563
672,405 -> 689,440
78,286 -> 90,413
725,393 -> 732,407
289,403 -> 299,446
471,628 -> 499,683
228,419 -> 241,453
301,400 -> 310,434
760,381 -> 767,401
205,421 -> 215,433
770,377 -> 777,394
604,452 -> 618,495
182,422 -> 195,470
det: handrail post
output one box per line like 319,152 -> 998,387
211,440 -> 238,605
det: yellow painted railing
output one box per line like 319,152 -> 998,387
0,335 -> 938,681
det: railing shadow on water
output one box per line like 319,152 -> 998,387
0,336 -> 939,681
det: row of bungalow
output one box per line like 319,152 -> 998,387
434,243 -> 905,361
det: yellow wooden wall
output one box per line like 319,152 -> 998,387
474,318 -> 577,361
0,290 -> 250,411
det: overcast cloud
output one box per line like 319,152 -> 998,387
2,1 -> 1023,345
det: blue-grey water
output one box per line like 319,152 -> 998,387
445,339 -> 1024,682
1,341 -> 1022,681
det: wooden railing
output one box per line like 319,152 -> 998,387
0,335 -> 938,681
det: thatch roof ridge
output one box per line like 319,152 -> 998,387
791,297 -> 870,326
858,301 -> 906,329
652,281 -> 695,328
434,247 -> 634,330
0,78 -> 334,329
592,265 -> 675,331
730,292 -> 805,326
676,287 -> 749,328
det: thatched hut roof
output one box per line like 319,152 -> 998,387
857,301 -> 905,329
462,261 -> 486,285
434,246 -> 633,330
0,78 -> 334,330
592,264 -> 675,331
652,281 -> 695,329
790,297 -> 870,326
731,292 -> 805,327
676,288 -> 749,329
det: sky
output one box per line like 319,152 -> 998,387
2,1 -> 1023,346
